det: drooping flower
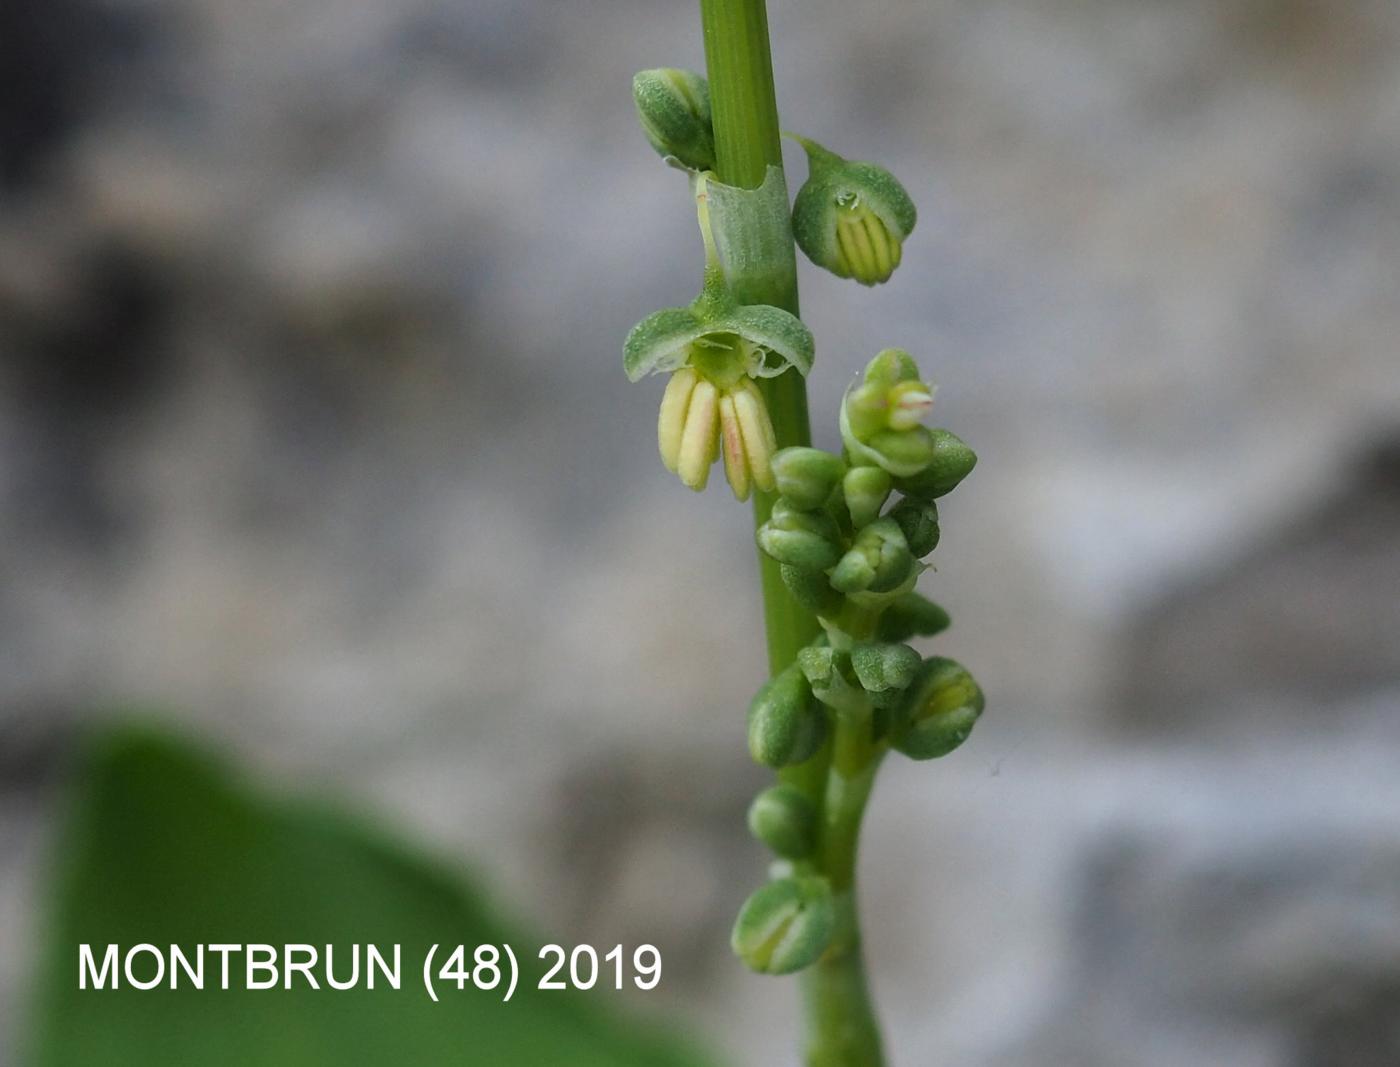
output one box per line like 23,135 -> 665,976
789,135 -> 917,286
625,175 -> 814,499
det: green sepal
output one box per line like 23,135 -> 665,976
840,391 -> 937,477
889,497 -> 940,557
623,301 -> 813,385
796,157 -> 917,245
772,447 -> 846,510
623,306 -> 705,383
632,68 -> 716,172
850,642 -> 921,695
842,466 -> 892,529
780,564 -> 844,617
720,303 -> 814,379
757,527 -> 843,572
864,348 -> 921,389
747,785 -> 818,860
875,591 -> 952,642
748,664 -> 829,768
796,646 -> 866,716
866,685 -> 907,711
795,645 -> 837,689
892,429 -> 977,499
829,518 -> 914,595
894,656 -> 984,761
731,876 -> 835,976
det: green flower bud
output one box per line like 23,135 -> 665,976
748,664 -> 828,767
894,656 -> 984,761
875,591 -> 952,642
731,876 -> 834,975
842,466 -> 892,529
757,500 -> 844,572
892,429 -> 978,500
789,136 -> 917,286
780,564 -> 844,617
829,518 -> 914,595
796,645 -> 837,689
772,447 -> 846,510
850,642 -> 921,695
889,497 -> 940,557
632,68 -> 716,171
747,785 -> 818,860
840,350 -> 941,477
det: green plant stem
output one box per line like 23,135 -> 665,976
700,0 -> 822,795
700,2 -> 885,1064
804,726 -> 884,1067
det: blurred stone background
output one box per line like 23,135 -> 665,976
2,0 -> 1399,1063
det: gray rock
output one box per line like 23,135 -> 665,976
1113,437 -> 1400,733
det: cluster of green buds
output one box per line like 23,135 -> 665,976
627,67 -> 983,990
732,348 -> 982,975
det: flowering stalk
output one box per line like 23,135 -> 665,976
625,4 -> 983,1065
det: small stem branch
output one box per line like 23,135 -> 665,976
801,718 -> 884,1067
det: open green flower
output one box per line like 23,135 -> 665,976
840,348 -> 938,477
789,135 -> 917,286
625,176 -> 815,499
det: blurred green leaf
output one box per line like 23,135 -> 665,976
30,727 -> 715,1067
